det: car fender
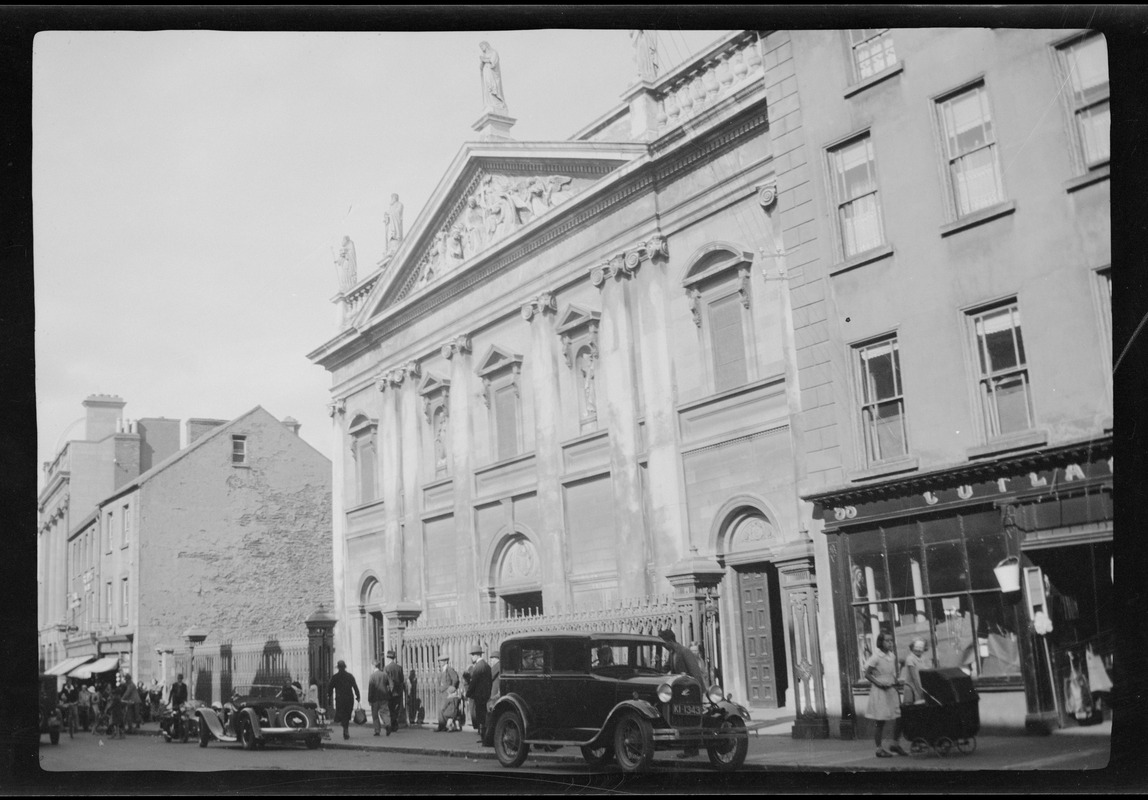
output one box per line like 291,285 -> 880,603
713,698 -> 751,720
591,698 -> 660,742
239,706 -> 265,738
196,708 -> 235,742
489,693 -> 536,734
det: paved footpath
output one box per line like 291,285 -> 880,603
126,712 -> 1113,773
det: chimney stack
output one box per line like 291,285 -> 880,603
281,417 -> 302,436
82,394 -> 126,443
186,418 -> 229,446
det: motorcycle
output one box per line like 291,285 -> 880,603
159,701 -> 202,743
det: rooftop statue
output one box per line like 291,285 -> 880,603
630,30 -> 659,82
335,235 -> 358,292
385,193 -> 404,254
479,41 -> 508,114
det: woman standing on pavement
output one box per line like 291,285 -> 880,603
864,631 -> 907,758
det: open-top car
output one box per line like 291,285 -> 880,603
196,684 -> 329,750
485,632 -> 757,773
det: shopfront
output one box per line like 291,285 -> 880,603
806,437 -> 1112,735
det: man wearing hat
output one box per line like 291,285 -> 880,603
328,660 -> 360,740
367,658 -> 388,736
383,649 -> 406,735
467,643 -> 493,743
434,653 -> 459,732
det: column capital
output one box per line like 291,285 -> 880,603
520,291 -> 557,321
589,232 -> 668,287
327,398 -> 346,417
440,334 -> 473,360
378,361 -> 421,391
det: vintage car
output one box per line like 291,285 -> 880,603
486,632 -> 755,773
195,684 -> 330,750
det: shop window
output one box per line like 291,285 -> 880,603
970,301 -> 1035,438
1057,33 -> 1109,169
849,29 -> 896,80
829,134 -> 886,259
937,82 -> 1006,217
855,336 -> 907,463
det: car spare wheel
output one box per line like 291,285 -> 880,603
281,706 -> 310,729
493,711 -> 530,768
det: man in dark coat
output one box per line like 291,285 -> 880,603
383,650 -> 406,735
328,660 -> 361,740
434,654 -> 459,732
466,643 -> 493,743
367,659 -> 387,736
169,674 -> 188,740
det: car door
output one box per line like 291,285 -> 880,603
548,638 -> 592,740
512,640 -> 555,736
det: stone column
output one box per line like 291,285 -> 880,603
306,605 -> 337,708
776,557 -> 829,739
443,336 -> 480,612
377,374 -> 404,609
664,550 -> 726,668
399,364 -> 422,603
522,292 -> 570,610
326,399 -> 349,663
591,240 -> 663,598
383,602 -> 422,726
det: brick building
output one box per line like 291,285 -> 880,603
308,27 -> 1110,735
41,402 -> 333,688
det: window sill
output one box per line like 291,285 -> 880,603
843,62 -> 904,99
966,429 -> 1048,460
829,243 -> 894,277
848,456 -> 919,482
346,497 -> 385,515
232,463 -> 251,469
1065,164 -> 1109,193
939,200 -> 1016,237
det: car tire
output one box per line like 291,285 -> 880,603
706,716 -> 748,772
493,711 -> 530,768
280,706 -> 311,730
199,720 -> 211,748
305,735 -> 321,750
613,711 -> 654,773
240,717 -> 257,751
580,743 -> 614,767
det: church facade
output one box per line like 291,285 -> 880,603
309,27 -> 1111,735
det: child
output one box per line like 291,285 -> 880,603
443,686 -> 462,731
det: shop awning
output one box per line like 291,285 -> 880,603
68,656 -> 120,679
44,655 -> 95,676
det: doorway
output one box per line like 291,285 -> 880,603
736,563 -> 788,708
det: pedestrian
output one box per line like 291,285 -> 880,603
169,673 -> 188,741
148,678 -> 163,721
406,669 -> 421,725
900,638 -> 928,705
306,677 -> 321,708
460,669 -> 472,730
107,681 -> 125,739
865,632 -> 907,757
120,674 -> 141,733
77,682 -> 92,731
383,649 -> 406,735
434,654 -> 459,732
368,659 -> 387,736
328,659 -> 361,740
466,643 -> 492,743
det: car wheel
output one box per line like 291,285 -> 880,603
199,721 -> 211,748
240,718 -> 257,751
580,743 -> 614,767
305,735 -> 321,750
493,711 -> 530,768
706,716 -> 748,772
613,711 -> 654,773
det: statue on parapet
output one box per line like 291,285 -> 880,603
334,235 -> 358,292
385,193 -> 404,255
630,30 -> 659,82
479,41 -> 508,114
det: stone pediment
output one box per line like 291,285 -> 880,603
555,304 -> 601,336
475,345 -> 523,378
356,142 -> 646,327
417,371 -> 450,397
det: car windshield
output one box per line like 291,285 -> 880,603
231,685 -> 284,700
591,639 -> 708,683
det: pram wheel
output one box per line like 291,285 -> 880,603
935,737 -> 954,757
910,738 -> 930,757
956,736 -> 976,754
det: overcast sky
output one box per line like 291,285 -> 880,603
33,27 -> 722,484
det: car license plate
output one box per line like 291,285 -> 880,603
673,704 -> 703,716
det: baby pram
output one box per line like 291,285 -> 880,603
902,668 -> 980,756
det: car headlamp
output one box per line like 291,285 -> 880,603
707,685 -> 725,705
657,683 -> 673,703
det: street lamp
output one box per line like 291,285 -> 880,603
183,626 -> 208,702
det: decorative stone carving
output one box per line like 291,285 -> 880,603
379,360 -> 422,391
334,235 -> 358,292
418,372 -> 451,424
687,286 -> 702,327
441,334 -> 473,360
589,232 -> 668,287
630,30 -> 659,82
327,398 -> 346,417
520,291 -> 557,321
500,537 -> 538,583
731,515 -> 775,551
475,346 -> 524,409
386,194 -> 404,253
479,41 -> 508,114
756,182 -> 778,209
556,305 -> 601,369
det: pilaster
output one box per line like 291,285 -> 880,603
776,556 -> 830,739
443,335 -> 480,613
327,399 -> 349,663
377,373 -> 404,608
